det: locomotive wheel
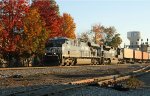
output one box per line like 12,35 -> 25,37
60,58 -> 65,66
98,59 -> 101,65
107,59 -> 111,64
95,59 -> 99,65
60,59 -> 66,66
66,61 -> 70,66
101,58 -> 104,65
70,59 -> 75,66
94,60 -> 97,65
91,59 -> 95,65
73,58 -> 77,65
65,59 -> 71,66
91,59 -> 98,65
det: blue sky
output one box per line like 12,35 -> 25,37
55,0 -> 150,46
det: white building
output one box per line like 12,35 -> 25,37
127,31 -> 141,49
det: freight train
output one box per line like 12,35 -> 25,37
1,37 -> 149,67
44,37 -> 150,66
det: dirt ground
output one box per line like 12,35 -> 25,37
0,63 -> 148,89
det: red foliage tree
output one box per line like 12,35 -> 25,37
31,0 -> 62,38
0,0 -> 29,52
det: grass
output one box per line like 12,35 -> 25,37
124,77 -> 144,89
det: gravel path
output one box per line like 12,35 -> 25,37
0,64 -> 144,76
54,86 -> 150,96
0,64 -> 149,96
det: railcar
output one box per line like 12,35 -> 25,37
118,48 -> 150,64
117,48 -> 134,64
148,53 -> 150,63
123,48 -> 134,63
142,52 -> 149,63
134,50 -> 142,63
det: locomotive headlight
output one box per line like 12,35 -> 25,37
51,48 -> 54,53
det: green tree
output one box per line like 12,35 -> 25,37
104,27 -> 122,48
110,34 -> 122,48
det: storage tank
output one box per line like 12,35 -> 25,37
127,31 -> 141,49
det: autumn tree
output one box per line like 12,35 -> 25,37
79,32 -> 89,42
21,7 -> 48,55
91,24 -> 105,44
0,0 -> 29,52
31,0 -> 62,38
91,24 -> 122,47
0,24 -> 3,52
61,13 -> 76,39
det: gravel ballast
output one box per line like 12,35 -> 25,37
0,64 -> 149,96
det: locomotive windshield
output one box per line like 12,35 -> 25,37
46,38 -> 68,47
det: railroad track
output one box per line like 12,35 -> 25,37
3,65 -> 150,96
2,84 -> 86,96
0,66 -> 58,71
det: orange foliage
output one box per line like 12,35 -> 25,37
61,13 -> 76,39
92,24 -> 104,44
22,7 -> 47,53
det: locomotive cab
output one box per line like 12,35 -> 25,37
103,46 -> 118,64
44,37 -> 69,65
45,37 -> 69,55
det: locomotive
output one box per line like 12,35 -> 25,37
44,37 -> 150,66
45,37 -> 119,65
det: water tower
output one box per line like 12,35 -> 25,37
127,31 -> 141,49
